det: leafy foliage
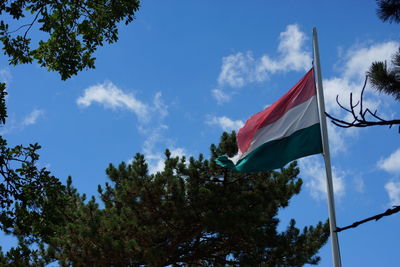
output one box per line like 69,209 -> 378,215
32,132 -> 330,266
0,0 -> 140,80
0,83 -> 66,265
0,0 -> 143,263
0,83 -> 6,124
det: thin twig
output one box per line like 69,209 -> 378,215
326,75 -> 400,131
23,9 -> 42,40
359,76 -> 368,119
8,24 -> 32,34
8,8 -> 42,39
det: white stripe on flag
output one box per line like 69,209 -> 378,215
240,96 -> 319,159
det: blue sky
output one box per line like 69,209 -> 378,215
1,1 -> 400,266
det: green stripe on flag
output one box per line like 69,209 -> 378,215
217,123 -> 323,173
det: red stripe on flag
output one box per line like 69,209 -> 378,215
237,68 -> 316,154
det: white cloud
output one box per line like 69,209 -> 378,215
323,77 -> 356,115
261,24 -> 311,74
138,109 -> 187,175
354,176 -> 365,193
0,68 -> 12,84
0,108 -> 45,135
148,148 -> 186,174
211,89 -> 231,105
343,41 -> 399,81
153,92 -> 168,119
141,124 -> 169,154
209,39 -> 399,154
217,52 -> 257,88
378,148 -> 400,174
212,23 -> 399,115
138,116 -> 186,175
0,119 -> 15,135
22,109 -> 44,126
145,145 -> 188,175
385,181 -> 400,206
299,157 -> 345,200
322,40 -> 399,153
213,24 -> 311,103
328,42 -> 398,107
326,123 -> 347,155
140,124 -> 167,174
77,81 -> 184,175
170,147 -> 186,158
324,42 -> 398,115
148,158 -> 165,175
206,115 -> 244,132
77,81 -> 150,122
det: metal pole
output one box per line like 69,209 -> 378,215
312,27 -> 342,267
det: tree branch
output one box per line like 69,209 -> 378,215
23,10 -> 42,40
8,8 -> 42,40
325,75 -> 400,132
336,206 -> 400,232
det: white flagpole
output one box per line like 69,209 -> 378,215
312,27 -> 342,267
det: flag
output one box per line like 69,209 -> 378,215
216,68 -> 322,172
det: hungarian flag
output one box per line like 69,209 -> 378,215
216,68 -> 323,172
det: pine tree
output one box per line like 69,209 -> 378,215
376,0 -> 400,23
367,49 -> 400,100
30,132 -> 330,266
368,0 -> 400,100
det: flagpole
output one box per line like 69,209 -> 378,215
312,27 -> 342,267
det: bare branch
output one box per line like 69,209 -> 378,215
335,95 -> 352,113
359,76 -> 368,119
8,24 -> 32,34
23,10 -> 42,40
8,8 -> 43,39
336,206 -> 400,232
326,75 -> 400,131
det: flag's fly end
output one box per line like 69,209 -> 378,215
216,68 -> 322,173
215,155 -> 236,170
